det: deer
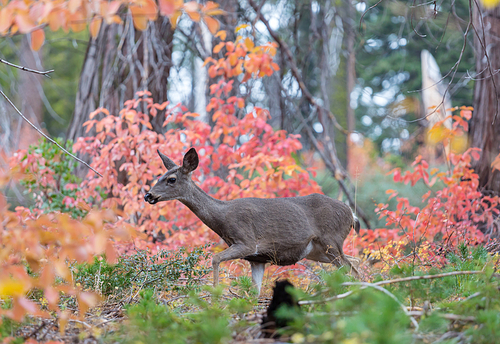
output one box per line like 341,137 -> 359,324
144,148 -> 361,295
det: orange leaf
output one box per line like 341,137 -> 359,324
213,42 -> 225,53
492,153 -> 500,172
0,7 -> 14,34
68,12 -> 86,32
89,17 -> 102,38
47,9 -> 63,31
15,13 -> 35,34
204,16 -> 219,34
186,10 -> 201,21
202,1 -> 219,11
159,0 -> 182,16
68,0 -> 81,14
170,10 -> 182,28
30,28 -> 44,51
215,30 -> 227,40
131,7 -> 149,30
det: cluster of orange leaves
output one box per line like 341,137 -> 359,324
345,107 -> 500,270
0,0 -> 223,51
0,183 -> 133,338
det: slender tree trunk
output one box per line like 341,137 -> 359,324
470,4 -> 500,193
17,36 -> 44,150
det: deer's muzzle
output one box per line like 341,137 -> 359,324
144,193 -> 159,204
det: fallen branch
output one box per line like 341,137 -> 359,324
299,270 -> 485,305
0,57 -> 54,77
1,90 -> 103,178
408,310 -> 476,322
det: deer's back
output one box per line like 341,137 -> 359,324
223,193 -> 353,245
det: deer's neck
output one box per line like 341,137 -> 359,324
179,182 -> 227,235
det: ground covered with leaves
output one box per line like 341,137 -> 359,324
1,242 -> 499,344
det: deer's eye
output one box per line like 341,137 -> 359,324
168,177 -> 176,184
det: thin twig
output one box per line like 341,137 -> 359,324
0,90 -> 103,178
346,282 -> 420,329
247,0 -> 347,135
0,57 -> 54,77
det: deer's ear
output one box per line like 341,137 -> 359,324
157,149 -> 178,170
181,148 -> 199,174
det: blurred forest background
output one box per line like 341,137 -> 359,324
1,0 -> 499,229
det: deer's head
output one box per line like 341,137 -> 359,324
144,148 -> 199,204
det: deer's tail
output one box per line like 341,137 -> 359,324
353,214 -> 360,235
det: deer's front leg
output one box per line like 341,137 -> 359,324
212,244 -> 254,288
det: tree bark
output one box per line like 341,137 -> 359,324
470,4 -> 500,193
67,15 -> 174,143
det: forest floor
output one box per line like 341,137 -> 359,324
2,243 -> 500,344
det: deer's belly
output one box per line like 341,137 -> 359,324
243,241 -> 313,266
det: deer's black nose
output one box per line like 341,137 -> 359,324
144,193 -> 152,202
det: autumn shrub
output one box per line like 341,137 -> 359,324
348,107 -> 500,270
70,34 -> 321,254
12,137 -> 100,218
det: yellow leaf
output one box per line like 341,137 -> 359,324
235,23 -> 249,33
450,133 -> 467,153
204,16 -> 219,34
480,0 -> 500,8
244,37 -> 254,50
0,279 -> 27,299
30,28 -> 44,51
89,17 -> 102,39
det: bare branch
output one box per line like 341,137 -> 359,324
359,0 -> 384,30
0,90 -> 103,178
0,57 -> 54,77
247,0 -> 347,135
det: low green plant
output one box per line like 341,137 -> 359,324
73,245 -> 212,296
109,287 -> 254,344
276,247 -> 500,344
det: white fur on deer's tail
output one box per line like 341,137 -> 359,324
352,214 -> 360,234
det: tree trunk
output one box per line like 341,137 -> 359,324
470,4 -> 500,193
67,15 -> 174,143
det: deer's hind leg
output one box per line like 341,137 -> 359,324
307,242 -> 360,278
249,261 -> 266,294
